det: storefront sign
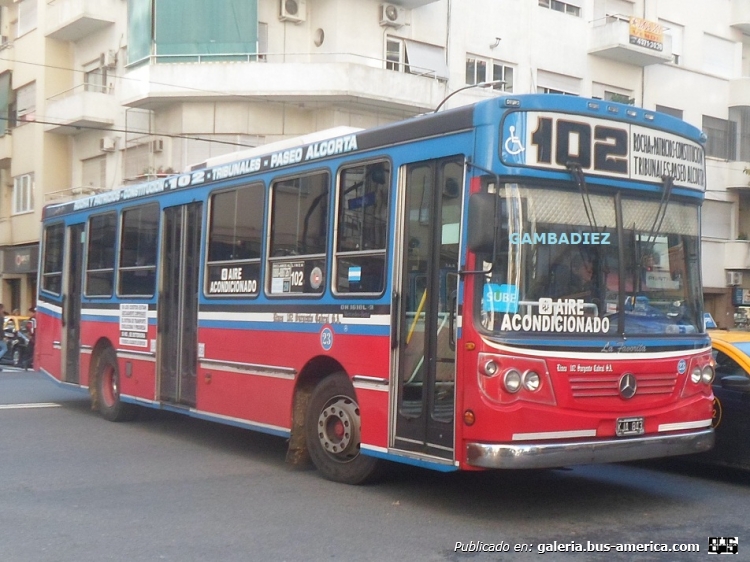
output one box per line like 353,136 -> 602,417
4,245 -> 38,274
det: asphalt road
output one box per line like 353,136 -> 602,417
1,369 -> 748,562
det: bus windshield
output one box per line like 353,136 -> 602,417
476,184 -> 703,337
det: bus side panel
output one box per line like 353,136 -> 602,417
196,326 -> 391,444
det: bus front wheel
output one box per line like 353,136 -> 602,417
96,347 -> 137,422
305,374 -> 380,484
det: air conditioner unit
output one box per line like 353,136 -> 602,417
151,139 -> 164,153
380,3 -> 406,27
100,137 -> 116,152
279,0 -> 306,23
105,50 -> 117,68
726,271 -> 743,286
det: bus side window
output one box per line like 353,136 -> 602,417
206,183 -> 264,298
42,223 -> 64,295
334,161 -> 390,295
119,203 -> 159,297
85,211 -> 117,297
268,171 -> 331,295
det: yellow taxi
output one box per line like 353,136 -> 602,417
705,330 -> 750,469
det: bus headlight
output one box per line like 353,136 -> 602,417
504,369 -> 522,393
701,364 -> 715,385
690,366 -> 702,384
523,370 -> 541,392
483,360 -> 500,377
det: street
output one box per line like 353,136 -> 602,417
1,369 -> 748,562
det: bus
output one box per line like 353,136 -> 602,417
36,94 -> 715,484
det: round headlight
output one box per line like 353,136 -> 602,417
701,364 -> 715,385
523,370 -> 541,392
483,360 -> 499,377
690,366 -> 702,384
504,369 -> 522,393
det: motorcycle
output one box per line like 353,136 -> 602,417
1,325 -> 32,369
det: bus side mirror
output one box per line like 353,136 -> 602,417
467,192 -> 496,254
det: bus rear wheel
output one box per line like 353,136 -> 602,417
96,347 -> 137,422
305,374 -> 380,484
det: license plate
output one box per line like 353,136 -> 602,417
616,417 -> 645,436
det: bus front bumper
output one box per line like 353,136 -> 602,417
465,428 -> 714,469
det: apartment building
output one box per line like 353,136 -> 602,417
0,0 -> 747,327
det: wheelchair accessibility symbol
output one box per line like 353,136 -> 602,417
504,125 -> 525,155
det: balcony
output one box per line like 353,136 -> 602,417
122,53 -> 446,114
589,16 -> 673,67
731,0 -> 750,34
44,86 -> 117,134
45,0 -> 118,42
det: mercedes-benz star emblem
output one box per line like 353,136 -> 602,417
619,373 -> 637,399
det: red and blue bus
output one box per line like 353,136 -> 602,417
36,94 -> 714,483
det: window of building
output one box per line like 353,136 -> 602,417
86,212 -> 117,297
659,19 -> 683,65
42,223 -> 64,295
465,56 -> 514,92
537,70 -> 580,96
82,155 -> 107,189
703,115 -> 736,160
17,0 -> 38,38
656,104 -> 683,119
730,106 -> 750,162
268,171 -> 330,296
84,59 -> 109,94
128,0 -> 259,64
386,37 -> 408,73
206,183 -> 265,297
539,0 -> 581,17
15,81 -> 35,123
592,83 -> 634,104
12,173 -> 33,214
335,161 -> 390,295
0,72 -> 10,137
119,203 -> 159,296
702,33 -> 735,79
386,37 -> 448,79
702,200 -> 732,240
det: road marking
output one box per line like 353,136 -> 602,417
0,403 -> 61,410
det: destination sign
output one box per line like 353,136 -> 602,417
501,111 -> 705,191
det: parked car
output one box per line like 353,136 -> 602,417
2,315 -> 32,368
704,330 -> 750,469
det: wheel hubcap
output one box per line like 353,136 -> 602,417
102,366 -> 117,407
317,395 -> 361,462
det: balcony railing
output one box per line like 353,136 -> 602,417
45,84 -> 117,134
123,51 -> 451,113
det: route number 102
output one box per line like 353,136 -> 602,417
530,117 -> 628,174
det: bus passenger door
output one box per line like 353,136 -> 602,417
61,223 -> 84,384
393,157 -> 463,459
158,203 -> 202,407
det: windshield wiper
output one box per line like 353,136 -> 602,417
566,162 -> 598,231
644,175 -> 674,247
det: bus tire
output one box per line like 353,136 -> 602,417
96,347 -> 137,422
305,374 -> 380,484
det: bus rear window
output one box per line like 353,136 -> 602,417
42,223 -> 64,295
